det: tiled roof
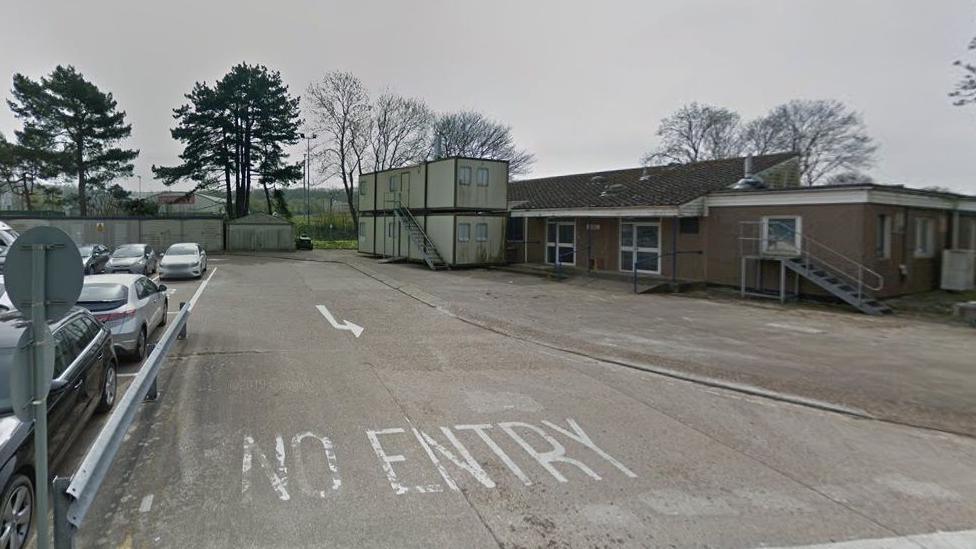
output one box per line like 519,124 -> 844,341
509,153 -> 798,210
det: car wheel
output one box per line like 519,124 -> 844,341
96,361 -> 117,413
0,474 -> 33,549
132,327 -> 147,362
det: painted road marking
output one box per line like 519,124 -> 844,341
760,528 -> 976,548
138,494 -> 153,513
764,322 -> 825,335
315,304 -> 365,338
243,418 -> 634,501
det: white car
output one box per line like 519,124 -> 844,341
159,242 -> 207,279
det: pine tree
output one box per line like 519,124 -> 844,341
7,65 -> 138,216
154,63 -> 302,218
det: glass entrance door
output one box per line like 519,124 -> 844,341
546,221 -> 575,265
620,222 -> 660,274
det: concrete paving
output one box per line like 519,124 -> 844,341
71,255 -> 976,548
306,251 -> 976,437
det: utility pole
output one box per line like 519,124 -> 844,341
300,132 -> 317,225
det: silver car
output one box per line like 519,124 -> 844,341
159,242 -> 208,279
105,243 -> 158,275
76,274 -> 169,361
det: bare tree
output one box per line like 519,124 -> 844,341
824,170 -> 874,186
641,102 -> 743,165
951,35 -> 976,105
753,99 -> 876,186
432,111 -> 534,175
305,71 -> 371,226
367,93 -> 433,172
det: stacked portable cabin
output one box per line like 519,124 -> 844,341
357,157 -> 509,267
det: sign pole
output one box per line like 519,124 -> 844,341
31,243 -> 51,549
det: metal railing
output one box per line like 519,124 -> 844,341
51,269 -> 215,548
738,220 -> 884,298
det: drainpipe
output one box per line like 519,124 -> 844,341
672,217 -> 678,284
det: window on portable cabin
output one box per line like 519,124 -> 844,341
359,221 -> 366,239
359,181 -> 367,195
476,223 -> 488,241
389,175 -> 398,192
458,166 -> 472,185
476,168 -> 489,186
458,223 -> 471,241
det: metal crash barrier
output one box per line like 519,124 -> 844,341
51,273 -> 213,548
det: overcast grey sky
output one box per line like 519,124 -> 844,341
1,0 -> 974,193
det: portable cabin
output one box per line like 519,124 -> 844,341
358,157 -> 509,213
366,212 -> 507,266
357,157 -> 509,268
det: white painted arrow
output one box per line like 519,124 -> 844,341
315,305 -> 365,338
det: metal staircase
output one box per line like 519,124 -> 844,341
392,205 -> 449,271
739,221 -> 892,315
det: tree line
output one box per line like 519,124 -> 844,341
3,40 -> 975,217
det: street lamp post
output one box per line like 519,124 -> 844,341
300,133 -> 317,225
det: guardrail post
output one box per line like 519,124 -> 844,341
178,302 -> 187,340
144,343 -> 158,401
53,476 -> 75,549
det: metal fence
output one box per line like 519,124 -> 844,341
2,216 -> 226,252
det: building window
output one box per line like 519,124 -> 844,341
476,167 -> 489,186
620,222 -> 660,274
679,217 -> 700,234
359,181 -> 367,196
389,175 -> 398,192
506,217 -> 525,242
359,221 -> 366,239
876,214 -> 891,259
476,223 -> 488,241
458,166 -> 472,185
914,217 -> 936,258
387,222 -> 395,238
761,216 -> 801,255
458,223 -> 471,242
546,221 -> 575,265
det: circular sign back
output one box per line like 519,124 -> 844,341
4,226 -> 83,322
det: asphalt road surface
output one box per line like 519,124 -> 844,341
73,256 -> 976,548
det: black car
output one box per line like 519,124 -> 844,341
79,244 -> 111,275
0,308 -> 118,548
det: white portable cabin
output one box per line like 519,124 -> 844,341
367,212 -> 507,266
358,157 -> 509,213
357,157 -> 509,267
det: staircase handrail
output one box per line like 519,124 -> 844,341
390,196 -> 444,266
738,220 -> 884,293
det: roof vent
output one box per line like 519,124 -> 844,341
731,175 -> 766,190
607,183 -> 626,192
590,175 -> 608,185
639,167 -> 650,182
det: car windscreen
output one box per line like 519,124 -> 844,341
78,245 -> 94,257
112,245 -> 144,258
166,244 -> 198,255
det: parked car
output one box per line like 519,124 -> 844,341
0,222 -> 21,274
76,274 -> 168,361
105,244 -> 157,275
159,242 -> 207,279
79,243 -> 112,275
0,308 -> 118,549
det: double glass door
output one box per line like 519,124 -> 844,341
546,222 -> 575,265
620,222 -> 660,273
